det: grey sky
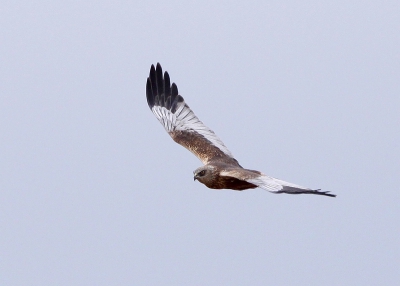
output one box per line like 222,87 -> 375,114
1,1 -> 399,285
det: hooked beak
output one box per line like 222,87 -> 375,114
194,175 -> 197,181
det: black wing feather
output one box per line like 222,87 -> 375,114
146,78 -> 154,108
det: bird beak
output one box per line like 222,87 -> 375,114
194,175 -> 197,181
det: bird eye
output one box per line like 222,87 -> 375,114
199,170 -> 206,176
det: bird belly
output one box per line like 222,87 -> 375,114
209,176 -> 258,191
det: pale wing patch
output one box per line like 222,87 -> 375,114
220,170 -> 321,194
151,103 -> 233,158
245,176 -> 307,192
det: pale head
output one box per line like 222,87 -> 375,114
193,165 -> 218,187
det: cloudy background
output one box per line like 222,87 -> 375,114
1,1 -> 399,285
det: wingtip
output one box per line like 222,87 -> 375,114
313,189 -> 336,197
147,64 -> 184,113
155,63 -> 163,97
146,78 -> 154,108
325,193 -> 337,198
164,71 -> 171,97
171,82 -> 178,96
150,64 -> 155,75
276,186 -> 337,197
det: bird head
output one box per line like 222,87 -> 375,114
193,165 -> 217,186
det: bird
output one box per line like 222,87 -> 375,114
145,63 -> 336,197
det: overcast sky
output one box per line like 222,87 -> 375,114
1,1 -> 399,285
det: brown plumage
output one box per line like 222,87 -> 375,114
193,165 -> 259,190
146,63 -> 336,197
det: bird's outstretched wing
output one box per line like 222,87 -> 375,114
146,63 -> 238,166
220,169 -> 336,197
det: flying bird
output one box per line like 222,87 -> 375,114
146,63 -> 336,197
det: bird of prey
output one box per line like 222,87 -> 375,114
146,63 -> 336,197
